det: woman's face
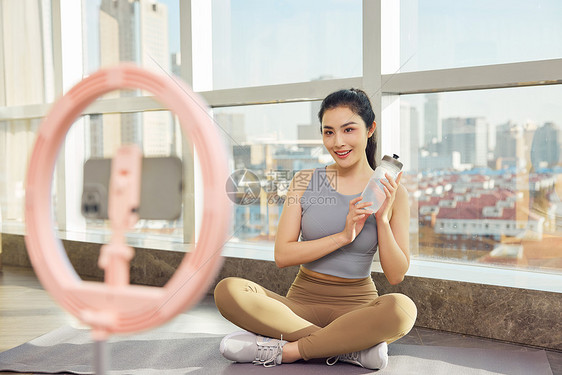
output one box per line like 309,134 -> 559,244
321,106 -> 374,168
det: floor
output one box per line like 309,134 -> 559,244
1,266 -> 560,375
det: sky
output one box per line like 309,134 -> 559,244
213,0 -> 562,142
401,0 -> 562,72
400,0 -> 562,133
89,0 -> 562,142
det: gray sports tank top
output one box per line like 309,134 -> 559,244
300,168 -> 378,278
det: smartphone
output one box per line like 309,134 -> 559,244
81,156 -> 183,220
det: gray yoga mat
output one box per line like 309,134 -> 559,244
0,325 -> 553,375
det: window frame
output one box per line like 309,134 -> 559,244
0,0 -> 560,293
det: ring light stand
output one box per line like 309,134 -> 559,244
24,64 -> 231,374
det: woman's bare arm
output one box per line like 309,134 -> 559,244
375,181 -> 410,284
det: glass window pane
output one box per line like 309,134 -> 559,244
80,111 -> 185,242
202,0 -> 362,91
214,102 -> 332,243
85,111 -> 182,159
396,0 -> 562,73
83,0 -> 181,92
0,1 -> 55,105
398,85 -> 562,272
25,109 -> 188,243
0,120 -> 41,231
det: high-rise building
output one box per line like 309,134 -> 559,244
297,101 -> 322,141
441,117 -> 488,167
297,123 -> 319,140
171,52 -> 181,77
494,121 -> 525,169
495,122 -> 517,159
423,94 -> 441,147
98,0 -> 171,156
215,113 -> 247,145
531,122 -> 560,169
310,100 -> 322,125
400,101 -> 419,172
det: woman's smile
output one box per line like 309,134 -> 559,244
334,149 -> 352,158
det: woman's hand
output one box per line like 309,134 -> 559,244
375,171 -> 403,222
341,196 -> 373,244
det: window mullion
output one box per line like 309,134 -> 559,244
382,59 -> 562,95
181,0 -> 196,244
362,0 -> 382,163
55,0 -> 85,233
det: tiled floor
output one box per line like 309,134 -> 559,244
1,266 -> 560,374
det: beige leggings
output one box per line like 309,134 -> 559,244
214,268 -> 417,360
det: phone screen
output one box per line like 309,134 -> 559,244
81,156 -> 183,220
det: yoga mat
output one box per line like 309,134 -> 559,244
0,325 -> 553,375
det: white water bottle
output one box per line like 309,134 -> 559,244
360,154 -> 403,213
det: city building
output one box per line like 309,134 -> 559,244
400,101 -> 419,172
494,121 -> 525,170
98,0 -> 172,156
441,117 -> 488,168
531,122 -> 560,170
423,94 -> 441,146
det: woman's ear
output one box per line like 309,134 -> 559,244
368,121 -> 376,138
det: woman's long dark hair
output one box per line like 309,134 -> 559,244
318,88 -> 377,170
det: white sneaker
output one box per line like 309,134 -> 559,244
326,341 -> 388,370
219,331 -> 288,367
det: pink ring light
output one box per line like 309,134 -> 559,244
25,64 -> 231,338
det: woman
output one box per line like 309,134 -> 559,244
214,88 -> 417,370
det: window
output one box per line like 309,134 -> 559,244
77,111 -> 185,242
397,0 -> 562,73
0,1 -> 54,229
0,1 -> 55,106
0,119 -> 41,228
195,0 -> 362,91
83,0 -> 181,93
1,1 -> 560,290
213,102 -> 331,243
399,86 -> 562,272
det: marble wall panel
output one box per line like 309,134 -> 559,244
372,273 -> 562,351
1,234 -> 30,267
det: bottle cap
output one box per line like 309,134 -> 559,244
381,154 -> 403,171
